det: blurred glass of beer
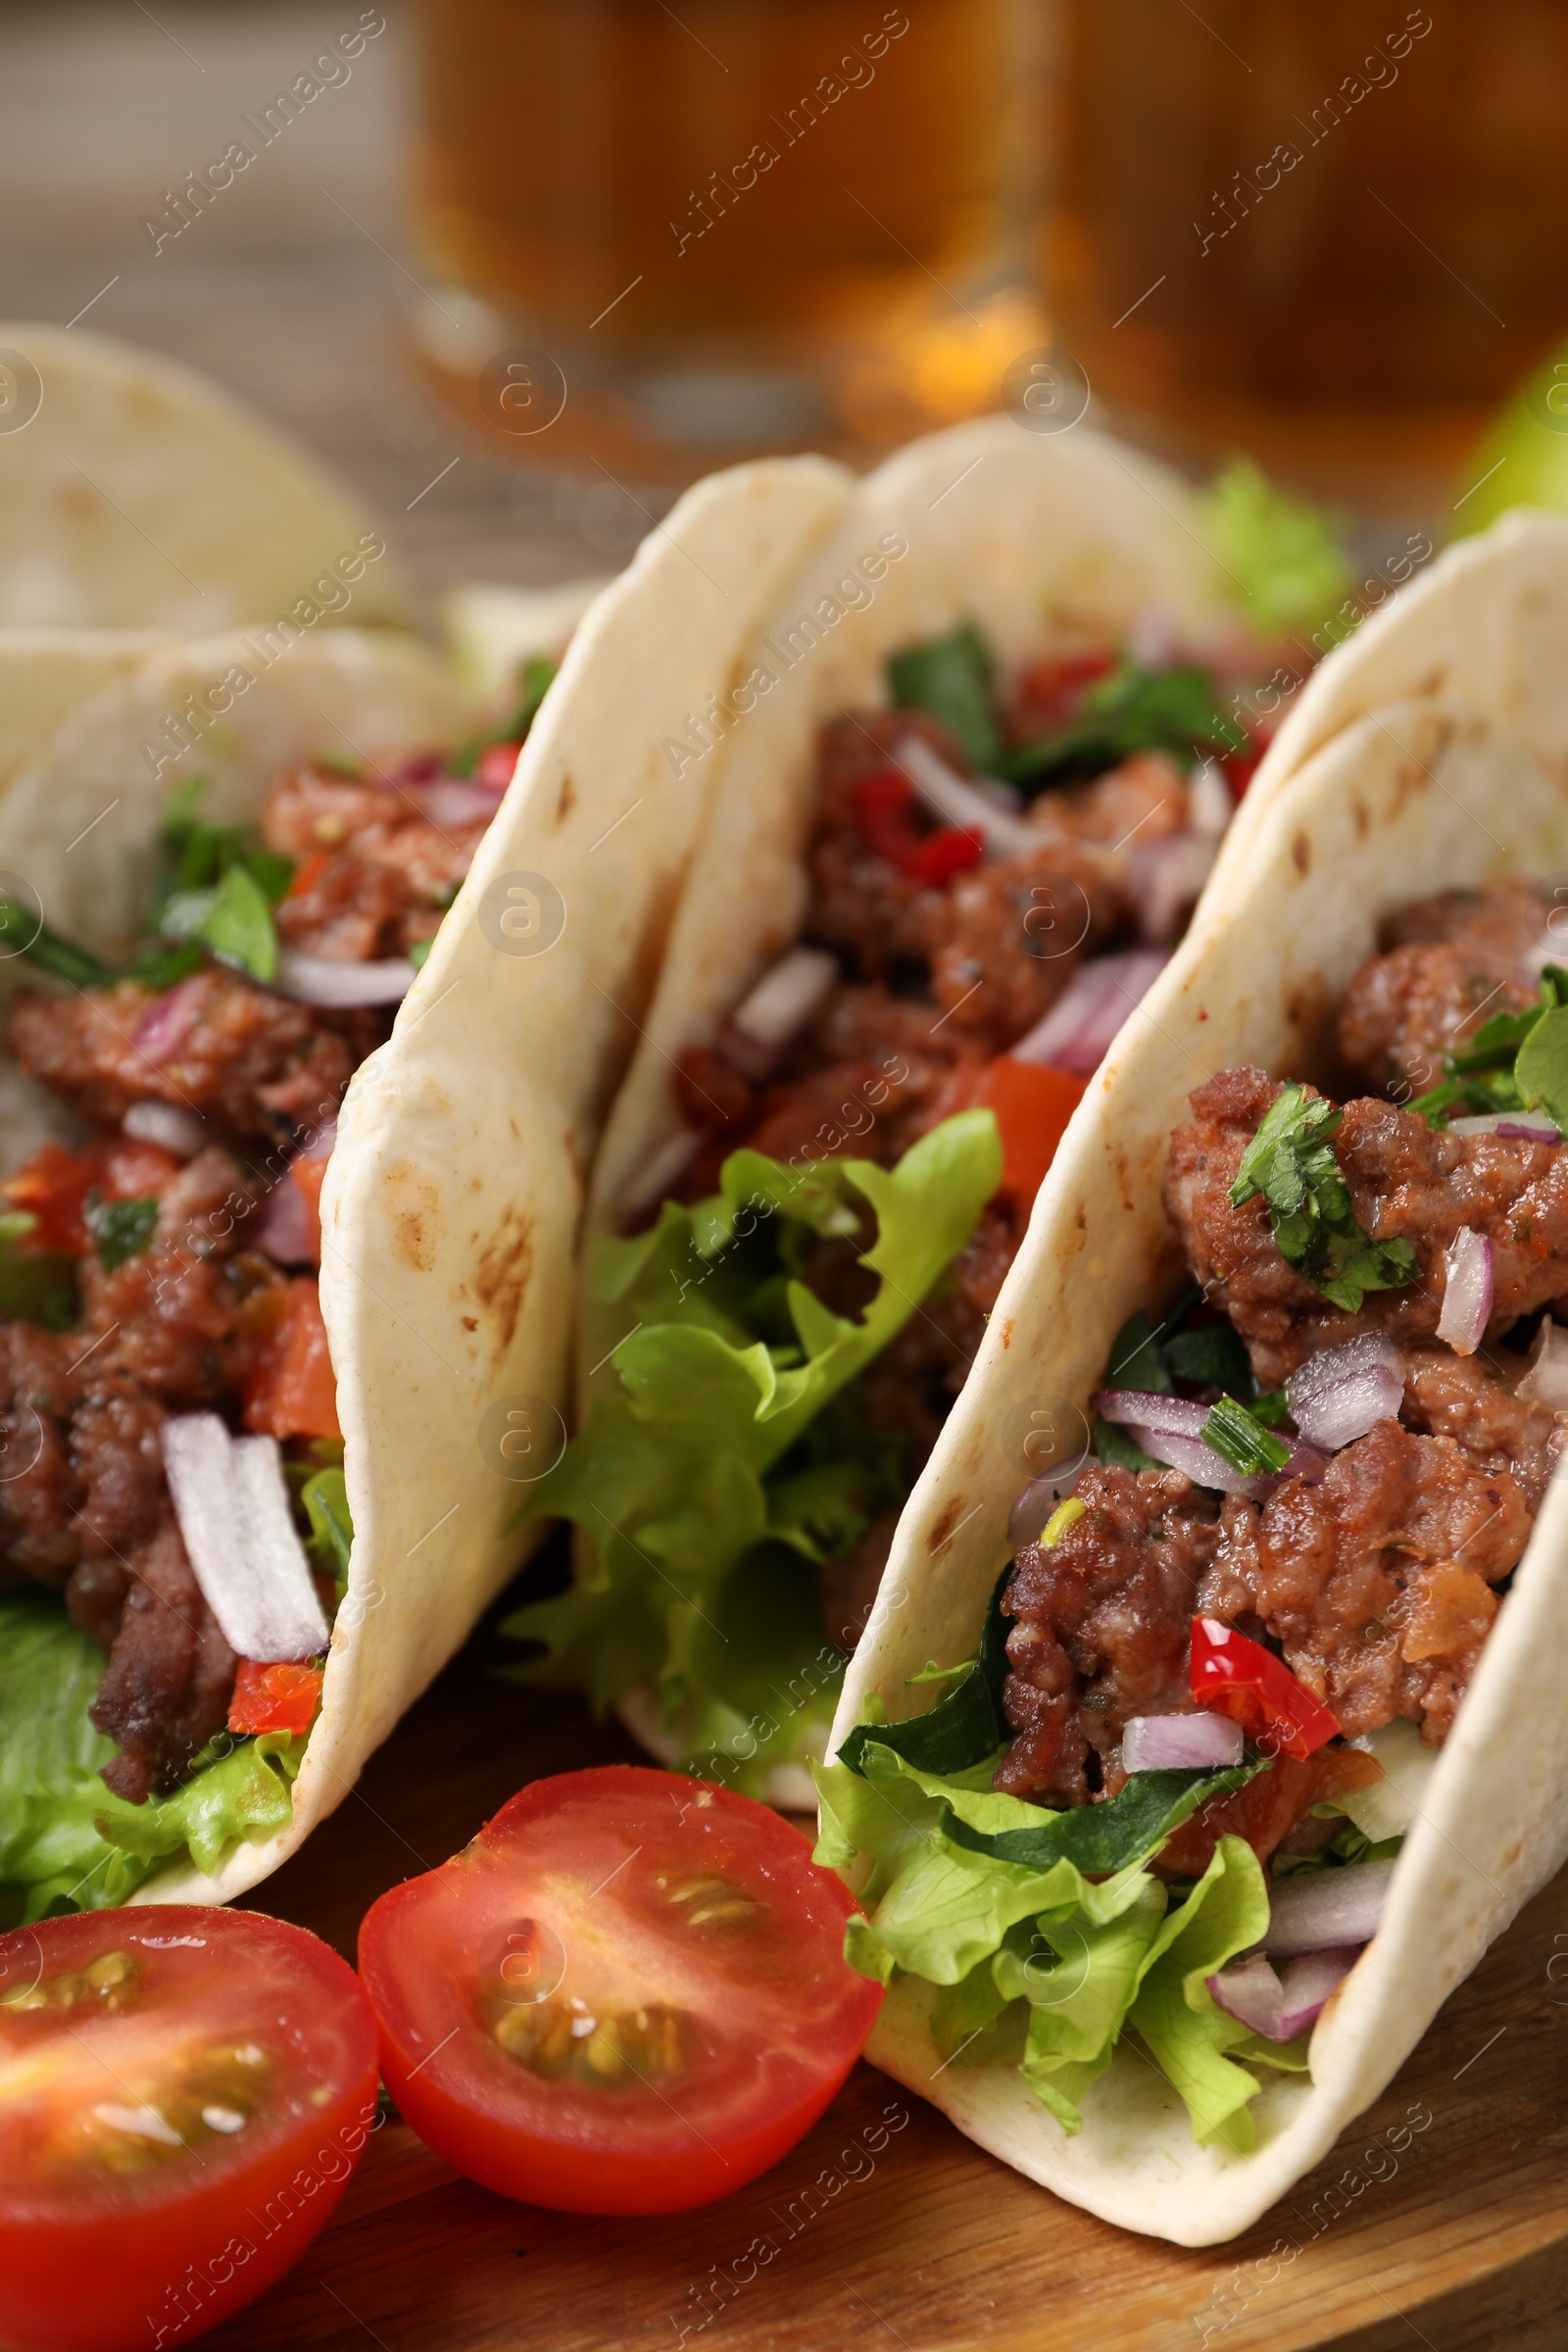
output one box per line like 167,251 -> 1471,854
1045,0 -> 1568,511
410,0 -> 1042,474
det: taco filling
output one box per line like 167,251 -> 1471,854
0,670 -> 551,1920
818,877 -> 1568,2149
511,621 -> 1305,1790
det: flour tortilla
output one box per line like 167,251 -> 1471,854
0,324 -> 411,632
575,417 -> 1251,1797
832,513 -> 1568,2243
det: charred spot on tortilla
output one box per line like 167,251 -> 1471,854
386,1164 -> 441,1273
1292,830 -> 1311,876
1352,794 -> 1370,840
555,772 -> 576,825
474,1205 -> 535,1353
926,1496 -> 964,1556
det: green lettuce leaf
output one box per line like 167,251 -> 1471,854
1200,459 -> 1354,640
0,1593 -> 305,1922
887,624 -> 1003,770
505,1114 -> 1002,1789
1127,1833 -> 1278,2149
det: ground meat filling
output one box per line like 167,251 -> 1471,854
997,1465 -> 1221,1805
262,761 -> 489,959
1338,882 -> 1549,1094
1164,1065 -> 1568,1386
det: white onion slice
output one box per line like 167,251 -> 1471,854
1122,1710 -> 1244,1771
617,1128 -> 701,1223
1208,1945 -> 1361,2041
1519,1316 -> 1568,1409
895,736 -> 1036,859
722,947 -> 839,1079
415,778 -> 507,828
1286,1333 -> 1403,1450
273,951 -> 416,1007
1188,759 -> 1234,840
161,1414 -> 330,1663
1447,1112 -> 1561,1142
1263,1858 -> 1396,1956
1129,832 -> 1219,945
1436,1225 -> 1494,1354
1008,1465 -> 1084,1545
122,1102 -> 206,1159
1011,949 -> 1170,1075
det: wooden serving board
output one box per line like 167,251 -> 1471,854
207,1586 -> 1568,2352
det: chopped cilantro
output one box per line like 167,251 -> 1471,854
84,1193 -> 159,1273
164,864 -> 278,984
1230,1083 -> 1418,1312
887,623 -> 1003,771
1410,966 -> 1568,1127
1513,1004 -> 1568,1132
1201,1395 -> 1291,1478
1161,1321 -> 1252,1395
408,937 -> 433,972
0,901 -> 113,989
1005,660 -> 1247,787
1102,1307 -> 1173,1395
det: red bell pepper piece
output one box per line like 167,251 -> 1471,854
227,1657 -> 324,1737
851,772 -> 983,884
4,1137 -> 181,1256
1189,1616 -> 1340,1760
908,825 -> 984,885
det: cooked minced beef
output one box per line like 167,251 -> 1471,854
261,761 -> 487,956
6,970 -> 379,1145
1399,1344 -> 1565,1510
1164,1065 -> 1568,1386
1337,881 -> 1547,1093
86,1513 -> 234,1803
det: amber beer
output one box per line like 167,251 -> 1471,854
411,0 -> 1035,468
1044,0 -> 1568,506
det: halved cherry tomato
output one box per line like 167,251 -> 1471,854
0,1906 -> 376,2352
358,1766 -> 883,2216
228,1658 -> 324,1737
934,1055 -> 1089,1209
4,1137 -> 181,1257
243,1277 -> 340,1442
1190,1616 -> 1340,1759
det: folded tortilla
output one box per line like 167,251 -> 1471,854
831,510 -> 1568,2243
0,323 -> 412,632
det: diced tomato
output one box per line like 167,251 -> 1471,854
852,769 -> 923,870
931,1054 -> 1089,1210
227,1658 -> 324,1737
908,824 -> 984,885
243,1277 -> 340,1441
475,738 -> 523,793
359,1766 -> 883,2216
286,1153 -> 328,1266
3,1137 -> 181,1256
1190,1616 -> 1340,1760
0,1906 -> 377,2352
1012,648 -> 1116,733
1154,1743 -> 1381,1880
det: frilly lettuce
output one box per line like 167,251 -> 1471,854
1200,458 -> 1355,643
505,1114 -> 1002,1790
0,1593 -> 305,1923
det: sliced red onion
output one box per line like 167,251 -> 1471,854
1126,606 -> 1181,667
379,749 -> 444,788
1129,832 -> 1219,945
1436,1225 -> 1494,1354
129,976 -> 205,1065
1207,1952 -> 1285,2038
1125,1422 -> 1273,1499
300,1115 -> 337,1163
1276,1945 -> 1360,2037
1188,759 -> 1235,841
161,1414 -> 329,1663
722,947 -> 838,1080
414,778 -> 507,829
122,1102 -> 206,1159
895,736 -> 1036,860
1096,1389 -> 1326,1494
1519,1316 -> 1568,1409
257,1168 -> 317,1266
1447,1112 -> 1561,1143
1208,1945 -> 1361,2040
1263,1858 -> 1396,1957
1008,1464 -> 1084,1545
1286,1333 -> 1403,1451
618,1128 -> 701,1223
1011,949 -> 1170,1075
273,951 -> 416,1007
1122,1710 -> 1244,1772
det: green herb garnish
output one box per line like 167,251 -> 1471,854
84,1194 -> 159,1273
1229,1082 -> 1418,1312
0,902 -> 113,989
887,623 -> 1003,772
1005,661 -> 1247,787
163,864 -> 278,985
1200,1395 -> 1291,1478
0,1217 -> 77,1331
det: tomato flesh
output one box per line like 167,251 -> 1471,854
0,1906 -> 377,2352
934,1054 -> 1089,1208
359,1766 -> 883,2216
228,1658 -> 324,1737
243,1276 -> 340,1441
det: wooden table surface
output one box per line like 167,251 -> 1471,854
5,9 -> 1565,2347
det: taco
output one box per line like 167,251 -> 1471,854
0,448 -> 849,1921
0,324 -> 411,632
816,510 -> 1568,2242
506,418 -> 1353,1805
